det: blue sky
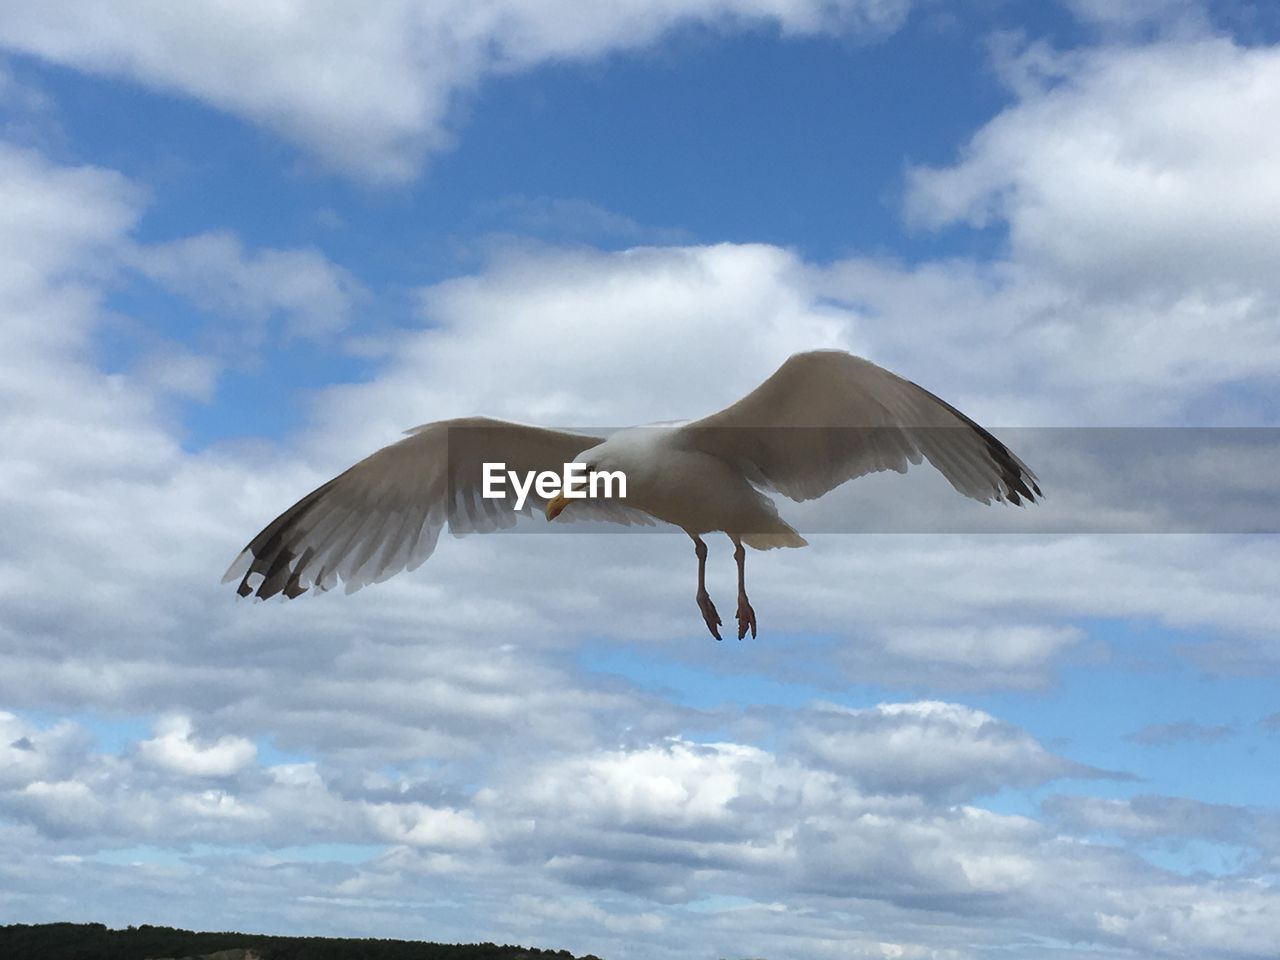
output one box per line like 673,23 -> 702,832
2,2 -> 1280,959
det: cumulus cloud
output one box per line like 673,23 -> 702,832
0,712 -> 91,789
137,715 -> 257,777
907,38 -> 1280,300
306,241 -> 850,457
364,801 -> 486,850
3,704 -> 1221,959
876,36 -> 1280,425
3,695 -> 1280,958
0,143 -> 141,302
509,738 -> 792,838
795,700 -> 1112,800
0,0 -> 917,181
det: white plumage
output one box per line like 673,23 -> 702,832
224,350 -> 1040,639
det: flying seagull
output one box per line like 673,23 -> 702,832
224,350 -> 1040,640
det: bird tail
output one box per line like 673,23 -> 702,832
736,490 -> 807,549
740,525 -> 808,550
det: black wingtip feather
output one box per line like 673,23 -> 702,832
910,382 -> 1041,506
232,477 -> 340,600
976,426 -> 1039,506
283,547 -> 315,599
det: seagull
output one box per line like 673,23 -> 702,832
224,350 -> 1040,640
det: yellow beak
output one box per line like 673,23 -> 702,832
545,491 -> 570,521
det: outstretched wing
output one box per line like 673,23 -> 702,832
223,416 -> 652,600
676,350 -> 1040,505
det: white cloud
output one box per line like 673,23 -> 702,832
364,801 -> 486,850
0,0 -> 916,181
128,230 -> 364,342
2,707 -> 1280,959
795,701 -> 1107,800
907,38 -> 1280,299
822,39 -> 1280,425
0,712 -> 90,789
512,738 -> 789,835
0,143 -> 141,309
879,624 -> 1083,679
305,241 -> 850,459
137,715 -> 257,778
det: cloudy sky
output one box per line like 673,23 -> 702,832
2,1 -> 1279,958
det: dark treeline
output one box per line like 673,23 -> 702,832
0,923 -> 603,960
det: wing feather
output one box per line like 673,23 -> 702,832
223,416 -> 651,600
678,350 -> 1040,506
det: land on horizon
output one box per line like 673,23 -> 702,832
0,922 -> 602,960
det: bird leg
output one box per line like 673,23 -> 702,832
733,539 -> 757,640
692,535 -> 722,641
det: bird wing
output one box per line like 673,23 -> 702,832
222,416 -> 652,600
675,350 -> 1041,505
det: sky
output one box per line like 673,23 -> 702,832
1,1 -> 1280,958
